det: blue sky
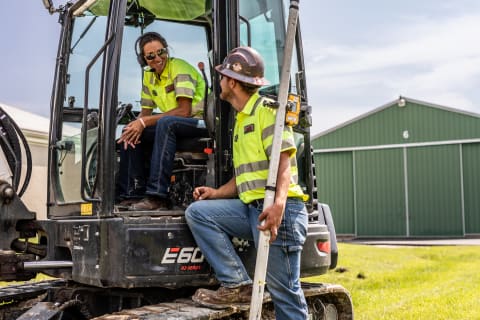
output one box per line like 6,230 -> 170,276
1,1 -> 480,135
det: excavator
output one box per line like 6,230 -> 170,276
0,0 -> 353,319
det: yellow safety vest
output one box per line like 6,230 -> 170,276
140,57 -> 206,118
233,92 -> 306,204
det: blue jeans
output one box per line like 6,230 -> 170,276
185,198 -> 309,320
117,116 -> 207,199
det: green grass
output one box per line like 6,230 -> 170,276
304,243 -> 480,320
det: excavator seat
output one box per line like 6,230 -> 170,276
175,94 -> 214,162
175,135 -> 211,163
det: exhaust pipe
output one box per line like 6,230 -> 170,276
23,260 -> 73,270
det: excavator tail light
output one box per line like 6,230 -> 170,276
316,240 -> 331,254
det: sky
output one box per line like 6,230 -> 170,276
1,1 -> 480,135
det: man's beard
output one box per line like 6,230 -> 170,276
220,88 -> 233,102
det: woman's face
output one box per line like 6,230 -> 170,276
143,40 -> 168,75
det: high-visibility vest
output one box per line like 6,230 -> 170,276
140,57 -> 206,118
233,92 -> 306,204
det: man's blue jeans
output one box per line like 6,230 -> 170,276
185,198 -> 309,320
117,116 -> 207,200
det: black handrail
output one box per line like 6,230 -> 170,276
80,34 -> 115,202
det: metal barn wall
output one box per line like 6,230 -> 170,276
316,152 -> 355,234
354,149 -> 406,236
462,143 -> 480,234
407,145 -> 463,236
312,98 -> 480,238
315,142 -> 479,237
314,100 -> 480,149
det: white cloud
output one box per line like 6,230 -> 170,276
310,14 -> 480,75
304,12 -> 480,135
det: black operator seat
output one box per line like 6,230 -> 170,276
175,91 -> 214,160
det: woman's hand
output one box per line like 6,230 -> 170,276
117,118 -> 145,149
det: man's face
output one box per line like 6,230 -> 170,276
143,40 -> 168,74
219,74 -> 233,102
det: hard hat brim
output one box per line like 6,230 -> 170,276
215,64 -> 270,87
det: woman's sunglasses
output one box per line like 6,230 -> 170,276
144,48 -> 168,61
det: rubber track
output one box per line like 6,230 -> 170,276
0,282 -> 352,319
92,283 -> 352,320
0,280 -> 67,304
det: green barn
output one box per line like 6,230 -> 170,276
312,97 -> 480,238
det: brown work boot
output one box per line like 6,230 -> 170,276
117,198 -> 140,207
192,285 -> 252,309
130,196 -> 169,211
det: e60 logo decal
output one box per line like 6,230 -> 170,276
161,247 -> 205,264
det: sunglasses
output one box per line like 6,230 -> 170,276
144,48 -> 168,61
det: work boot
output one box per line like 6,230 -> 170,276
130,196 -> 169,211
192,284 -> 252,309
117,198 -> 140,207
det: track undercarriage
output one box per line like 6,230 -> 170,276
0,280 -> 353,320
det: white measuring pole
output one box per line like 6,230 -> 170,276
249,1 -> 300,319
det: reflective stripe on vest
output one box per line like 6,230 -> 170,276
233,93 -> 305,203
140,58 -> 205,118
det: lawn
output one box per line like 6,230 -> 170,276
304,243 -> 480,320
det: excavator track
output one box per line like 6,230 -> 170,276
91,283 -> 353,320
92,299 -> 257,320
0,280 -> 67,320
0,279 -> 66,305
1,281 -> 351,319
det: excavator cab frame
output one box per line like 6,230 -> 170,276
47,0 -> 314,219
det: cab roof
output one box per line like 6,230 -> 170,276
89,0 -> 208,21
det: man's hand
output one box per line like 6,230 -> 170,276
257,151 -> 291,243
117,118 -> 145,149
193,186 -> 217,200
257,202 -> 284,243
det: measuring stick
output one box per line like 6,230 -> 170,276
249,1 -> 300,319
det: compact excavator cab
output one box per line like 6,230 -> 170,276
50,0 -> 315,216
0,1 -> 353,319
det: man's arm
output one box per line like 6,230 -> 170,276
193,177 -> 238,201
257,150 -> 291,242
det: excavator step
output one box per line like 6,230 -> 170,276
92,299 -> 252,320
